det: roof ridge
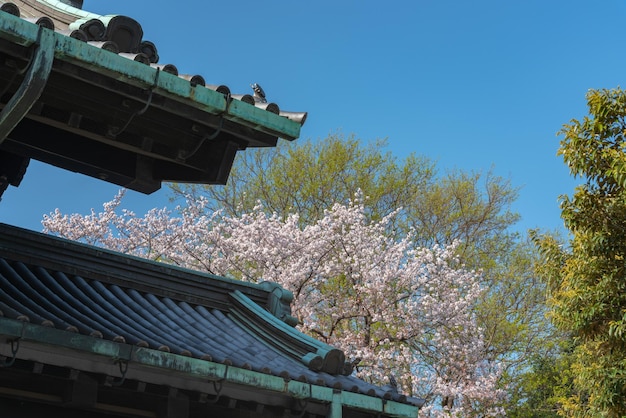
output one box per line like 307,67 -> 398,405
0,223 -> 295,319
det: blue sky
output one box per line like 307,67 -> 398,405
3,0 -> 626,234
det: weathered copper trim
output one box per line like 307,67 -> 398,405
0,26 -> 54,144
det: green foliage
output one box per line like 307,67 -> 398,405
534,88 -> 626,417
173,132 -> 520,254
173,133 -> 436,226
507,338 -> 576,418
476,237 -> 549,358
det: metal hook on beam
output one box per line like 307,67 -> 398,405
178,93 -> 232,162
110,359 -> 129,386
0,25 -> 55,145
1,338 -> 21,368
109,68 -> 160,138
293,398 -> 309,418
205,379 -> 224,404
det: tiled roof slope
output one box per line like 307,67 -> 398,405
0,223 -> 424,417
0,1 -> 306,197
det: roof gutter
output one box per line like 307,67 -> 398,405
0,25 -> 54,145
0,317 -> 421,417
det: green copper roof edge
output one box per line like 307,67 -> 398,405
0,25 -> 54,144
0,8 -> 40,46
258,281 -> 299,325
0,318 -> 420,417
53,34 -> 227,113
227,99 -> 301,140
0,318 -> 131,359
0,12 -> 302,140
132,348 -> 420,416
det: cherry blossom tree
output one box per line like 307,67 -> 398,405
43,190 -> 506,416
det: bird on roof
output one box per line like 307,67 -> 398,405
382,374 -> 399,395
251,83 -> 267,103
389,374 -> 398,390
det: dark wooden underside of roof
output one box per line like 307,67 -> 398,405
0,28 -> 280,194
0,358 -> 346,418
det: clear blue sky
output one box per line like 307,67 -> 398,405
2,0 -> 625,233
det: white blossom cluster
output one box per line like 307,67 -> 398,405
43,191 -> 506,416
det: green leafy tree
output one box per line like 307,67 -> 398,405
173,132 -> 519,256
173,132 -> 553,412
506,330 -> 581,418
173,133 -> 437,228
533,87 -> 626,417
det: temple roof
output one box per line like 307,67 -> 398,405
0,223 -> 423,417
0,1 -> 306,197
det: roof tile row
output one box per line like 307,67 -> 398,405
0,255 -> 410,403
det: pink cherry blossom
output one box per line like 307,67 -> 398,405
43,190 -> 506,416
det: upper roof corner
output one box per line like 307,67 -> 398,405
0,0 -> 306,197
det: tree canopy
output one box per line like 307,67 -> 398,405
172,133 -> 520,261
533,87 -> 626,417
